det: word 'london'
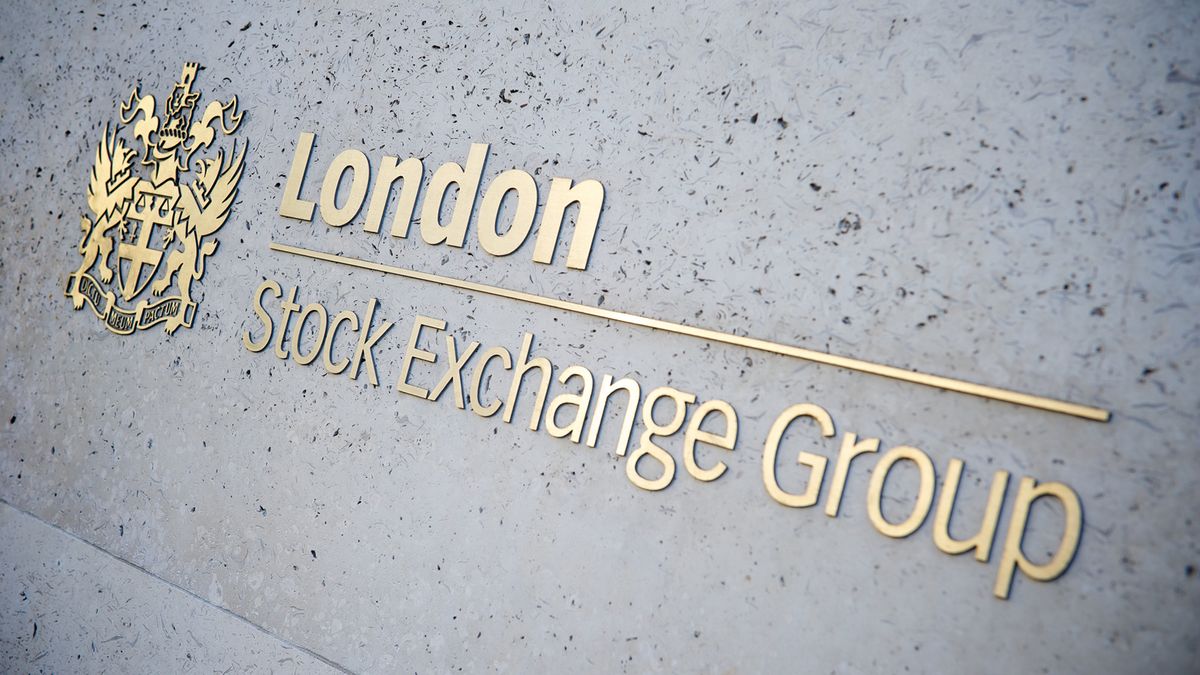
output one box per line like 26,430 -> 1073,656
244,132 -> 1085,600
278,132 -> 603,269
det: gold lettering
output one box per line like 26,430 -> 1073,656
503,332 -> 552,430
933,459 -> 1009,561
824,432 -> 881,517
762,403 -> 834,508
273,285 -> 300,360
585,375 -> 641,457
421,142 -> 489,247
323,310 -> 358,375
478,169 -> 538,257
626,386 -> 694,491
348,298 -> 392,386
429,334 -> 481,409
533,177 -> 604,270
396,315 -> 445,398
545,365 -> 595,442
994,477 -> 1083,599
683,399 -> 737,482
291,302 -> 328,366
242,280 -> 280,353
364,155 -> 423,236
320,148 -> 371,227
867,445 -> 936,538
470,346 -> 512,417
279,131 -> 316,221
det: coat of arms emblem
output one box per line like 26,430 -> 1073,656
66,63 -> 245,334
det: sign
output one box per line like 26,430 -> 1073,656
64,68 -> 1110,600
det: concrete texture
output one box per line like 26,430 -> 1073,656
1,0 -> 1198,672
0,501 -> 343,673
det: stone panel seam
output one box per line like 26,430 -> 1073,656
0,497 -> 357,674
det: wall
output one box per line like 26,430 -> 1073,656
1,0 -> 1197,672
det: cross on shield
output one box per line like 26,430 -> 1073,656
118,182 -> 178,301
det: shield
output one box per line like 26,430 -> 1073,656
117,180 -> 179,301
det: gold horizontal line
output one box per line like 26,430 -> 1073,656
269,241 -> 1111,423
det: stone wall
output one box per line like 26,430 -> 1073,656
1,1 -> 1197,672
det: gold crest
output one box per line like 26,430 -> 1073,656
66,63 -> 246,334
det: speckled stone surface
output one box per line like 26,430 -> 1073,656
0,0 -> 1197,672
0,501 -> 340,673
